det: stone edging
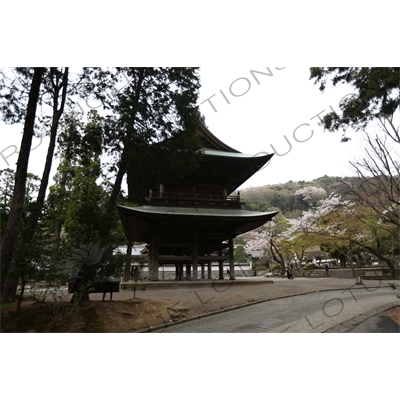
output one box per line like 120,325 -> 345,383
322,301 -> 400,333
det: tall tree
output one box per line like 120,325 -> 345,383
47,112 -> 126,295
81,67 -> 202,212
28,68 -> 69,235
310,67 -> 399,278
312,68 -> 400,216
0,68 -> 71,300
0,68 -> 45,294
0,170 -> 59,306
289,194 -> 398,278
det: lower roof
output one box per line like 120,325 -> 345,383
117,205 -> 278,250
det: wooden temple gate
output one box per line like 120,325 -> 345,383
118,120 -> 278,281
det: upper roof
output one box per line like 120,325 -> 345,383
197,119 -> 240,153
166,119 -> 274,194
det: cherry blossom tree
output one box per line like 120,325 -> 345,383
295,186 -> 327,207
244,218 -> 294,275
289,194 -> 398,278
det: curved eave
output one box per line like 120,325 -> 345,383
197,120 -> 240,153
117,205 -> 278,243
199,150 -> 274,193
203,149 -> 272,161
119,204 -> 278,218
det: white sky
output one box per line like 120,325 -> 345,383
198,67 -> 365,189
0,67 -> 365,191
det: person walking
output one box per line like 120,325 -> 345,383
324,263 -> 329,277
289,264 -> 294,280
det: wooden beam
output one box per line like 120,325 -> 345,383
158,255 -> 229,263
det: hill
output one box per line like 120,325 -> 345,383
240,175 -> 360,218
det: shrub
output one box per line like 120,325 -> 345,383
303,263 -> 318,270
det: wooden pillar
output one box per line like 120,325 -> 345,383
229,237 -> 235,280
186,262 -> 191,279
218,249 -> 224,279
148,236 -> 159,281
192,233 -> 198,280
175,264 -> 179,280
201,263 -> 205,279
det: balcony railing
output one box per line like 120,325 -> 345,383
148,191 -> 240,203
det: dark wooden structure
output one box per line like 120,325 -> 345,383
118,120 -> 278,280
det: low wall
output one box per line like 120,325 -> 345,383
302,267 -> 398,279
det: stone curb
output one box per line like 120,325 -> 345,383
121,279 -> 274,290
135,284 -> 388,333
322,301 -> 400,333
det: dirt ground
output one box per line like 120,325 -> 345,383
1,278 -> 399,333
0,297 -> 176,333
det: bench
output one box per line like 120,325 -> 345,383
69,281 -> 120,294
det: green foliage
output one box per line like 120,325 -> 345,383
0,169 -> 67,303
304,263 -> 319,270
252,255 -> 272,271
47,113 -> 127,286
80,68 -> 202,204
0,168 -> 16,238
309,67 -> 400,133
234,245 -> 248,263
252,262 -> 269,272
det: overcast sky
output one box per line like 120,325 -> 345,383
198,67 -> 365,189
0,67 -> 365,190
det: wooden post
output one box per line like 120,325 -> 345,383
186,262 -> 191,279
218,249 -> 224,279
201,263 -> 205,279
229,237 -> 235,280
148,236 -> 159,281
192,233 -> 198,280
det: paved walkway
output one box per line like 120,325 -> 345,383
92,276 -> 400,333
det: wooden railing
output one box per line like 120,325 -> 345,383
148,191 -> 240,202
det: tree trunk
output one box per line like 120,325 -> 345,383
106,69 -> 145,216
349,242 -> 355,278
106,148 -> 128,215
5,69 -> 70,303
123,243 -> 133,282
52,168 -> 68,255
2,272 -> 19,303
269,241 -> 286,276
29,68 -> 69,236
0,67 -> 45,296
16,280 -> 26,313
